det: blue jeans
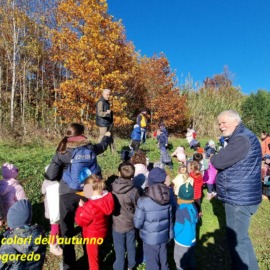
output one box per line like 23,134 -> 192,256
113,229 -> 136,270
225,203 -> 259,270
143,242 -> 169,270
141,128 -> 146,143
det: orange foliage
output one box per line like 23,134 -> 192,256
51,0 -> 135,128
127,54 -> 188,133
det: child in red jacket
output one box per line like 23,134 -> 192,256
75,174 -> 114,270
189,161 -> 203,216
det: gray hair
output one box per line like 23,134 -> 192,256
218,110 -> 241,123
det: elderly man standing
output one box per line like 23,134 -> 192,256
211,110 -> 262,270
96,89 -> 113,143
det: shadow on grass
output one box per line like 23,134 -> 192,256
196,198 -> 231,270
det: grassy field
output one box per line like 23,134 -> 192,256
0,136 -> 269,270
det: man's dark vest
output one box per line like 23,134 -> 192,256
95,97 -> 112,127
216,123 -> 262,206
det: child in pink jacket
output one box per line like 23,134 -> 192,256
171,146 -> 186,165
203,157 -> 217,200
0,163 -> 27,224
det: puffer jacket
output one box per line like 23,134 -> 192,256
189,172 -> 203,200
75,191 -> 114,239
45,136 -> 110,195
203,161 -> 217,185
212,122 -> 262,205
134,183 -> 174,245
112,178 -> 140,233
131,126 -> 141,141
0,225 -> 46,270
0,178 -> 27,220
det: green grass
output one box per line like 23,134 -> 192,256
0,137 -> 269,270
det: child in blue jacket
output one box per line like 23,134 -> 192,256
174,179 -> 198,270
130,124 -> 141,152
134,168 -> 174,270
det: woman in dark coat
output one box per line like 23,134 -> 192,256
45,123 -> 111,270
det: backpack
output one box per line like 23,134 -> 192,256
63,146 -> 99,190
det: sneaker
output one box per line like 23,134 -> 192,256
50,243 -> 63,256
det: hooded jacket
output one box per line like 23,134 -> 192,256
45,136 -> 110,195
133,183 -> 174,245
75,191 -> 114,239
112,178 -> 140,233
0,178 -> 27,220
0,225 -> 46,270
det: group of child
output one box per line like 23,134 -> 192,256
0,130 -> 220,270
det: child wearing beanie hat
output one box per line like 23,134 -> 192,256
134,167 -> 174,270
174,179 -> 198,270
0,163 -> 27,224
0,199 -> 46,269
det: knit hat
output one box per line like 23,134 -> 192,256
178,182 -> 194,201
197,147 -> 204,154
7,199 -> 32,229
148,167 -> 167,186
2,163 -> 19,180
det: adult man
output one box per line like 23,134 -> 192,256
96,89 -> 113,143
136,109 -> 147,144
211,110 -> 262,270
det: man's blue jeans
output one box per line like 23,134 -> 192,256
141,128 -> 146,143
225,203 -> 259,270
112,229 -> 136,270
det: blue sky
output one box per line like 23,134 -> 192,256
107,0 -> 270,94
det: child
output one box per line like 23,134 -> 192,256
75,174 -> 114,270
41,165 -> 62,256
130,152 -> 149,192
174,180 -> 198,270
0,163 -> 27,223
111,162 -> 140,270
171,146 -> 186,165
157,125 -> 168,149
134,168 -> 174,270
192,152 -> 208,173
0,199 -> 46,269
189,161 -> 203,216
204,140 -> 216,158
160,147 -> 173,170
172,164 -> 194,197
203,155 -> 218,200
130,124 -> 141,152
